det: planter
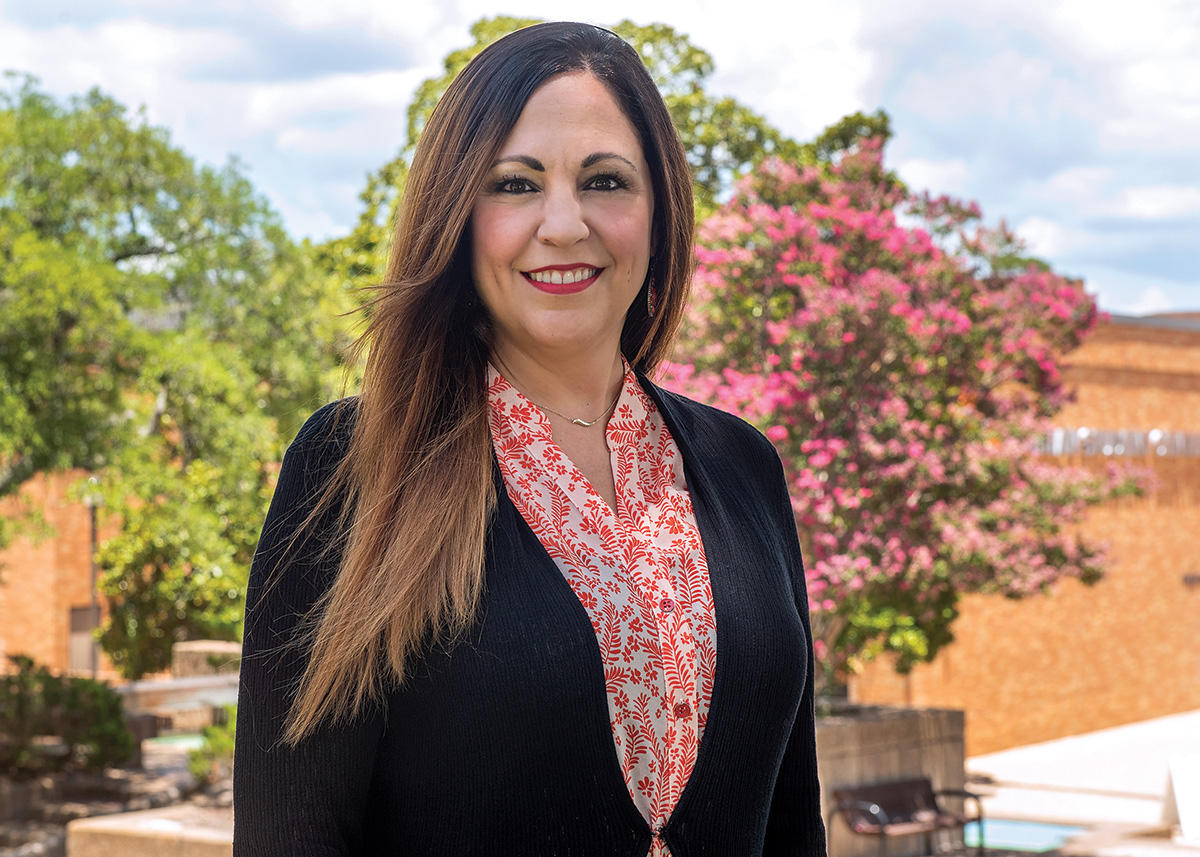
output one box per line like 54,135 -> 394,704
816,704 -> 967,857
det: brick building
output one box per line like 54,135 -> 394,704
0,470 -> 112,676
851,313 -> 1200,755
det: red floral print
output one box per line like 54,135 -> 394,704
488,365 -> 717,857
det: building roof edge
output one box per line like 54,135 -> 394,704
1107,313 -> 1200,332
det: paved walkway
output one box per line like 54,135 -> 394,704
967,709 -> 1200,856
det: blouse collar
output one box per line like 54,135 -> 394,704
486,358 -> 650,443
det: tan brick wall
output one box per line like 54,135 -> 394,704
852,318 -> 1200,755
852,457 -> 1200,755
0,471 -> 112,675
1057,322 -> 1200,430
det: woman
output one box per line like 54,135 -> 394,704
234,22 -> 824,857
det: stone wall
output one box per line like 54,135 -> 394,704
0,776 -> 55,824
114,674 -> 238,733
171,642 -> 241,678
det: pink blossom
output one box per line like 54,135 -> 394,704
662,140 -> 1143,679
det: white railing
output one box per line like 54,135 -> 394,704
1039,427 -> 1200,457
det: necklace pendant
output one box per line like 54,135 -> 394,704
571,417 -> 600,427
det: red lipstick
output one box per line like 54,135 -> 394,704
522,265 -> 602,295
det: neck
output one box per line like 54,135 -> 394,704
490,345 -> 625,421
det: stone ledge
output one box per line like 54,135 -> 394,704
66,806 -> 231,857
171,642 -> 241,679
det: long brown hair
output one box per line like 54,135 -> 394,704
283,22 -> 695,744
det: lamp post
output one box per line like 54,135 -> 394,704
83,477 -> 102,679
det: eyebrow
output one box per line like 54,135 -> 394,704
582,151 -> 638,171
489,152 -> 639,171
491,155 -> 544,171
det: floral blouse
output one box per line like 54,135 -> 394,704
487,364 -> 717,855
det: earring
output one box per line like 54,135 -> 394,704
646,259 -> 658,318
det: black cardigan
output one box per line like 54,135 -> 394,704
233,380 -> 826,856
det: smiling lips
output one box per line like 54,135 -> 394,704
523,265 -> 602,295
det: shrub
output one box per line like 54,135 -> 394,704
0,654 -> 135,777
188,706 -> 236,783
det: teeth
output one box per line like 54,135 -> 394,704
528,267 -> 598,285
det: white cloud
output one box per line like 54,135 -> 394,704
245,70 -> 427,132
1043,0 -> 1200,151
1114,185 -> 1200,220
250,0 -> 473,74
273,115 -> 399,156
3,0 -> 1198,314
269,181 -> 361,241
1083,267 -> 1200,314
1128,286 -> 1175,315
894,47 -> 1090,127
693,3 -> 873,141
252,0 -> 437,37
1034,167 -> 1114,204
1025,170 -> 1200,223
896,157 -> 971,196
1015,216 -> 1096,258
0,17 -> 238,106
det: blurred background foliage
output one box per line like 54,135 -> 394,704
1,73 -> 356,676
0,654 -> 134,776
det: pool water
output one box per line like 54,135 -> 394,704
964,818 -> 1087,852
145,733 -> 206,750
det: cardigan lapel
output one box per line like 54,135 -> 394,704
638,376 -> 809,852
637,378 -> 735,820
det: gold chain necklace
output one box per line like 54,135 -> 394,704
535,389 -> 622,427
493,355 -> 622,427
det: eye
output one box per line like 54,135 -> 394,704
495,176 -> 536,194
585,173 -> 627,191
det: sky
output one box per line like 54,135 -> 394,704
2,0 -> 1198,315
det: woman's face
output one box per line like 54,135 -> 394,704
470,72 -> 654,368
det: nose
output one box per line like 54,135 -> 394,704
537,187 -> 589,246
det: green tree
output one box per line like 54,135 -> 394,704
0,77 -> 145,548
0,75 -> 354,675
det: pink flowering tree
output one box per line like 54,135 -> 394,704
663,138 -> 1147,685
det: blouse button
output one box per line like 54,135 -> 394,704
659,597 -> 675,614
673,701 -> 692,719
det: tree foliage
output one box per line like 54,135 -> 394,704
663,131 -> 1149,680
0,75 -> 354,676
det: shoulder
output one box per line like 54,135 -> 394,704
276,398 -> 359,487
639,378 -> 788,501
642,379 -> 781,467
254,398 -> 358,551
289,397 -> 358,456
247,400 -> 359,613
